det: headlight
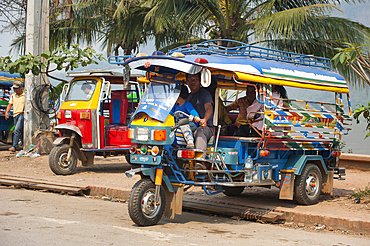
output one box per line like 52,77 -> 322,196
136,127 -> 149,141
65,110 -> 72,118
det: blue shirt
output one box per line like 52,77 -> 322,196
170,101 -> 200,125
187,88 -> 214,127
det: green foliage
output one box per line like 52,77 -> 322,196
332,42 -> 370,87
332,42 -> 368,66
338,141 -> 354,153
145,0 -> 370,58
353,101 -> 370,139
338,141 -> 346,152
349,186 -> 370,200
333,42 -> 370,139
0,43 -> 105,78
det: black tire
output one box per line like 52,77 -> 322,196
124,154 -> 132,165
222,186 -> 245,196
49,144 -> 78,175
128,179 -> 166,226
294,163 -> 322,205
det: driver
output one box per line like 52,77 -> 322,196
81,83 -> 93,99
186,73 -> 214,155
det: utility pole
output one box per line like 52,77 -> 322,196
24,0 -> 50,150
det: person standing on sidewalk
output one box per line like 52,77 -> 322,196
5,81 -> 25,152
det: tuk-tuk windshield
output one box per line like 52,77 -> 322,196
65,79 -> 97,101
132,81 -> 180,122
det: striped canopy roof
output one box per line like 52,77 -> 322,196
120,42 -> 349,93
0,71 -> 23,87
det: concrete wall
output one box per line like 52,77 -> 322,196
339,153 -> 370,171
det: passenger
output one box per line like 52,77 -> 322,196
170,85 -> 200,148
244,85 -> 288,137
225,85 -> 256,137
186,73 -> 214,154
270,85 -> 289,136
204,79 -> 233,136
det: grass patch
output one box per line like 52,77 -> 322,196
349,186 -> 370,204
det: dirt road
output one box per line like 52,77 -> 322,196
0,143 -> 369,234
1,187 -> 369,246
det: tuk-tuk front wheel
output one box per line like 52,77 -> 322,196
294,163 -> 322,205
49,144 -> 78,175
128,179 -> 166,226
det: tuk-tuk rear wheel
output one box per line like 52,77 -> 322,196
49,144 -> 78,175
222,186 -> 245,196
294,163 -> 322,205
128,179 -> 166,226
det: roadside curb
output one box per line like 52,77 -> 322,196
88,185 -> 131,200
86,184 -> 370,234
1,173 -> 369,234
274,209 -> 370,234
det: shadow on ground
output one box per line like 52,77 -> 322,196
73,163 -> 137,174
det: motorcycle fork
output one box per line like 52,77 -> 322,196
154,168 -> 163,205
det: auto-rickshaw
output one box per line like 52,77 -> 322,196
113,40 -> 351,226
0,72 -> 23,144
49,70 -> 143,175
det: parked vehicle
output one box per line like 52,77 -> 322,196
112,40 -> 351,226
0,72 -> 22,144
49,70 -> 143,175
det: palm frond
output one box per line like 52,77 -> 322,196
251,4 -> 341,40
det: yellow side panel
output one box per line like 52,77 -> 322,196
131,113 -> 175,127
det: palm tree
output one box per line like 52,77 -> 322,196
99,1 -> 153,55
143,0 -> 370,58
0,0 -> 27,54
49,0 -> 106,52
48,0 -> 155,56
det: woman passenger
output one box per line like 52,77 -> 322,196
244,85 -> 288,137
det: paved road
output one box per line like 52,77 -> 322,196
1,187 -> 368,246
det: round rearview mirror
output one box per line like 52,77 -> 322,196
105,83 -> 111,97
201,68 -> 211,87
124,65 -> 131,89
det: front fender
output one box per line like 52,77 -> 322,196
126,168 -> 174,192
52,136 -> 87,162
55,124 -> 82,137
53,136 -> 70,146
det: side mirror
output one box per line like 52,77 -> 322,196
201,68 -> 211,87
105,83 -> 111,99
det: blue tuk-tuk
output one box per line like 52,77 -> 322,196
110,40 -> 351,226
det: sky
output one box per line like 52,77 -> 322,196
0,2 -> 369,154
